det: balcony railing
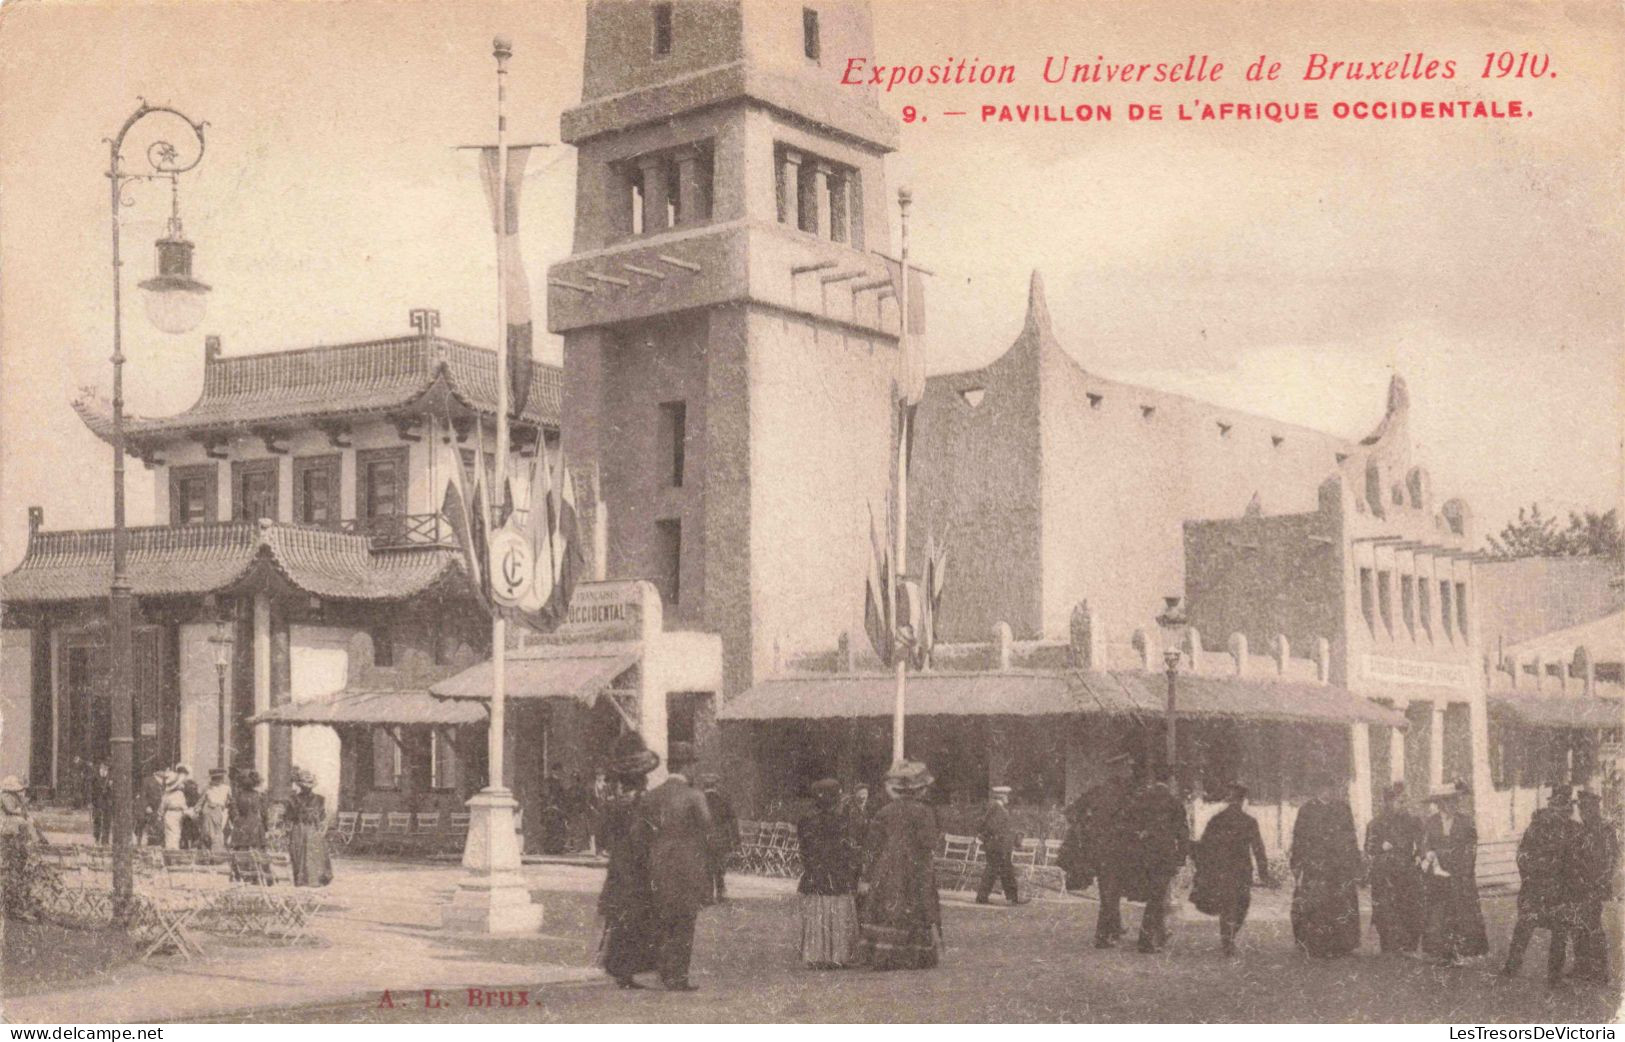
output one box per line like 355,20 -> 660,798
335,513 -> 454,550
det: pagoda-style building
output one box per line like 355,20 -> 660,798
1,315 -> 559,811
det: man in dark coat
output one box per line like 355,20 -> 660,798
1570,790 -> 1619,983
640,742 -> 715,991
699,773 -> 739,903
1290,781 -> 1362,958
88,762 -> 113,845
1081,752 -> 1139,947
1502,785 -> 1582,982
139,766 -> 167,846
1365,781 -> 1424,953
1194,782 -> 1272,954
1131,775 -> 1189,953
975,785 -> 1024,905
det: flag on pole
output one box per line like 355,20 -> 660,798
508,452 -> 585,633
864,504 -> 895,667
439,426 -> 492,612
479,145 -> 535,417
883,256 -> 928,408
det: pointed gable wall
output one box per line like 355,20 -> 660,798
905,275 -> 1045,642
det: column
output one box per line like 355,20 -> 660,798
1468,693 -> 1498,839
1389,724 -> 1405,784
812,160 -> 833,240
638,156 -> 668,235
829,170 -> 849,243
252,592 -> 271,786
1429,703 -> 1446,790
269,603 -> 291,799
1349,723 -> 1373,836
777,149 -> 802,227
675,147 -> 702,227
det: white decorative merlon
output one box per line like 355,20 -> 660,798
1183,626 -> 1202,673
1274,634 -> 1291,675
994,621 -> 1013,671
1315,637 -> 1331,684
1229,633 -> 1248,675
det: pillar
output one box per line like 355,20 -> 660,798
1389,724 -> 1405,784
812,161 -> 833,240
829,171 -> 850,243
778,149 -> 802,227
638,156 -> 668,235
252,592 -> 271,787
1429,703 -> 1446,789
1467,692 -> 1498,839
675,147 -> 702,227
269,603 -> 291,799
1349,722 -> 1373,835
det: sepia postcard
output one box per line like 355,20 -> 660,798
0,0 -> 1621,1028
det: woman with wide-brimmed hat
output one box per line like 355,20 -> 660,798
286,767 -> 332,887
796,777 -> 861,968
1419,781 -> 1488,965
856,760 -> 943,970
595,732 -> 661,988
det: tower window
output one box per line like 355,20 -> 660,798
776,144 -> 858,243
1376,570 -> 1393,636
655,519 -> 682,607
658,401 -> 687,488
1455,581 -> 1468,638
1358,568 -> 1375,635
169,463 -> 218,525
1439,581 -> 1454,642
1401,575 -> 1416,638
653,3 -> 673,57
803,7 -> 820,61
232,458 -> 280,522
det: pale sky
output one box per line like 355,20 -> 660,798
1,0 -> 1621,572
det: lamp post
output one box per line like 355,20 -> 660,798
208,616 -> 234,772
106,100 -> 209,921
1156,596 -> 1188,796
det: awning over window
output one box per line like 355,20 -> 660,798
1490,693 -> 1625,730
429,644 -> 639,704
719,670 -> 1405,728
252,689 -> 486,726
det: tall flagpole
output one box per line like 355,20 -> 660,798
891,187 -> 912,765
490,34 -> 511,795
444,33 -> 541,934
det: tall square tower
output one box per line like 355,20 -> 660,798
548,0 -> 906,708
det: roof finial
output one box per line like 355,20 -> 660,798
1023,270 -> 1052,337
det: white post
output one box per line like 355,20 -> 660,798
444,35 -> 541,934
890,187 -> 912,766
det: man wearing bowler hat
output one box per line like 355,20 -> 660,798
1503,784 -> 1582,982
641,741 -> 715,990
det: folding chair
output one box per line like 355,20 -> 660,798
327,811 -> 359,850
730,820 -> 760,872
130,855 -> 208,960
375,812 -> 410,855
258,851 -> 317,945
1012,838 -> 1040,885
935,834 -> 976,891
355,812 -> 383,852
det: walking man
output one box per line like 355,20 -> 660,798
642,741 -> 715,991
700,773 -> 739,903
1193,782 -> 1272,954
1133,773 -> 1189,953
1569,790 -> 1617,983
975,785 -> 1024,905
1085,752 -> 1139,948
1502,785 -> 1582,983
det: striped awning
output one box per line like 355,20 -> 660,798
430,645 -> 639,703
252,689 -> 486,726
1490,693 -> 1625,730
720,669 -> 1405,728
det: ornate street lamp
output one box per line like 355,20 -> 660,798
208,615 -> 235,773
105,100 -> 208,921
1156,596 -> 1189,795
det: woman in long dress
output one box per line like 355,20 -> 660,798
198,768 -> 233,852
1365,781 -> 1424,953
286,767 -> 332,887
160,767 -> 193,851
596,733 -> 660,989
797,778 -> 861,968
1289,783 -> 1362,957
1420,783 -> 1489,965
857,760 -> 942,971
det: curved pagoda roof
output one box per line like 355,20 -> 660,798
72,334 -> 561,453
0,519 -> 470,604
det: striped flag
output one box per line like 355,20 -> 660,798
439,427 -> 492,612
863,504 -> 895,667
479,145 -> 535,417
509,451 -> 585,633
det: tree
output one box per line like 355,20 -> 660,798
1487,503 -> 1622,560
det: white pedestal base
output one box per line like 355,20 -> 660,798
441,788 -> 543,934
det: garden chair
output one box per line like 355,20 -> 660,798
327,811 -> 359,849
